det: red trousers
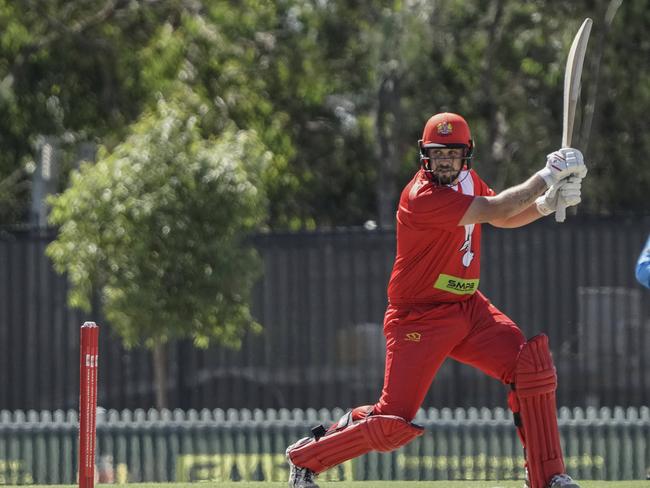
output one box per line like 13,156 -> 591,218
374,291 -> 525,421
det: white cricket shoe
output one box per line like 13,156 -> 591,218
547,474 -> 580,488
286,438 -> 319,488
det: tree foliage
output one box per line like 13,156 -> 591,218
47,93 -> 268,348
1,0 -> 648,228
0,0 -> 180,222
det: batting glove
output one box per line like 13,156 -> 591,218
537,147 -> 587,187
536,175 -> 582,216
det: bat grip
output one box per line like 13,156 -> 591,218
555,195 -> 567,222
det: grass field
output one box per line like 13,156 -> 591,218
7,482 -> 647,488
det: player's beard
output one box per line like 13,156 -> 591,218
431,167 -> 463,186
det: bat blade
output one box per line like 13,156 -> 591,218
562,18 -> 593,147
556,17 -> 592,222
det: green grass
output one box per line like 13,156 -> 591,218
6,482 -> 647,488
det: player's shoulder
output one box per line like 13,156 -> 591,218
401,170 -> 452,210
468,168 -> 483,183
467,169 -> 494,197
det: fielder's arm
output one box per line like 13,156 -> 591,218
636,235 -> 650,289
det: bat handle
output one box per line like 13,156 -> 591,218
555,195 -> 567,222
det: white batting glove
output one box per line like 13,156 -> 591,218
536,147 -> 587,188
536,175 -> 582,216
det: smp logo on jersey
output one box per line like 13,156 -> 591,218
405,332 -> 422,342
436,121 -> 453,136
434,274 -> 480,296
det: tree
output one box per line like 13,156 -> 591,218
580,0 -> 650,215
0,0 -> 201,224
2,0 -> 648,227
176,1 -> 381,228
47,91 -> 269,407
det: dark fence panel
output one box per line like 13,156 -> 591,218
1,217 -> 649,411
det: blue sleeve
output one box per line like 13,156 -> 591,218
635,234 -> 650,289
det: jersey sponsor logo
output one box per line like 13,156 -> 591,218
436,121 -> 453,135
434,274 -> 479,295
405,332 -> 421,342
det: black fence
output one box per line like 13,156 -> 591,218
1,217 -> 649,411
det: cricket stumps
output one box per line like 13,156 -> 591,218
79,322 -> 99,488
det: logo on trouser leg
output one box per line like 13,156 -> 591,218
405,332 -> 421,342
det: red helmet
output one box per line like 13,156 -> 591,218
419,112 -> 474,170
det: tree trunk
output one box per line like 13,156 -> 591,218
376,65 -> 401,228
479,0 -> 506,188
580,0 -> 623,156
152,342 -> 168,409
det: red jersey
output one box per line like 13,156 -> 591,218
387,168 -> 495,304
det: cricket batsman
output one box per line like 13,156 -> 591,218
286,113 -> 586,488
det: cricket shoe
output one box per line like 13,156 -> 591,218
286,437 -> 319,488
523,472 -> 580,488
547,474 -> 580,488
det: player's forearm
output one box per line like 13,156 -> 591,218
459,174 -> 548,225
489,174 -> 548,220
490,203 -> 545,228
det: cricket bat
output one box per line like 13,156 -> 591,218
555,17 -> 592,223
